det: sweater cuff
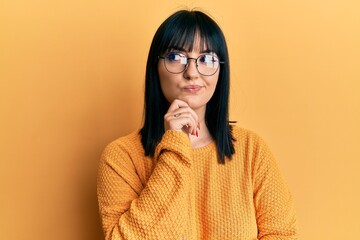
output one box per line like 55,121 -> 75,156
154,130 -> 192,164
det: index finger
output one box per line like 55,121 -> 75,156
167,99 -> 190,113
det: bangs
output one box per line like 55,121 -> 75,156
156,11 -> 224,57
165,28 -> 216,54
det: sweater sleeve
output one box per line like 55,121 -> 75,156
252,136 -> 298,240
97,130 -> 193,240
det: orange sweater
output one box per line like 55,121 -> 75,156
97,126 -> 298,239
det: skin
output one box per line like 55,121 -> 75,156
158,41 -> 220,148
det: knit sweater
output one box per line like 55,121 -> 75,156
97,126 -> 298,239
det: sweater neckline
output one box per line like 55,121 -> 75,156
191,140 -> 216,154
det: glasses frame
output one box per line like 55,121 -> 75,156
158,52 -> 225,76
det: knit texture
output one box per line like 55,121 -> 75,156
97,126 -> 298,239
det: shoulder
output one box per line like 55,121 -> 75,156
231,125 -> 280,174
231,125 -> 264,145
230,125 -> 272,158
101,130 -> 145,162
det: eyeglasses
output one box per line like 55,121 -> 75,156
158,52 -> 224,76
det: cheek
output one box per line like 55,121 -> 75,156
208,74 -> 219,95
158,67 -> 177,102
207,82 -> 218,102
159,80 -> 172,102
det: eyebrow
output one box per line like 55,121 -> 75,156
167,46 -> 186,52
201,49 -> 214,53
168,46 -> 215,54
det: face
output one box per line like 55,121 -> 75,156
158,40 -> 220,111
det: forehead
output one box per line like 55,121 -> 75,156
185,37 -> 210,53
166,31 -> 215,53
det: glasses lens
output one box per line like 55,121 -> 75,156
197,54 -> 220,76
164,52 -> 187,73
162,52 -> 221,76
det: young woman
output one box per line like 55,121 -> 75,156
97,10 -> 298,240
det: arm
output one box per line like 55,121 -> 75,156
97,131 -> 193,240
252,137 -> 298,240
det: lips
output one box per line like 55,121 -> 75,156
183,85 -> 203,93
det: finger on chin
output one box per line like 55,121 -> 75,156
168,99 -> 189,112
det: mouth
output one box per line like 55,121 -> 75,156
183,85 -> 203,93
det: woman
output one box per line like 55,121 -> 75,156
97,10 -> 298,239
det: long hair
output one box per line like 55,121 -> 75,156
140,10 -> 235,164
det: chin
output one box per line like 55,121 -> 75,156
167,95 -> 208,110
182,97 -> 206,110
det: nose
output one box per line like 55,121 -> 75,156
183,58 -> 199,80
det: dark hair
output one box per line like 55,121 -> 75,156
140,9 -> 235,164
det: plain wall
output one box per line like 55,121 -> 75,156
1,0 -> 359,239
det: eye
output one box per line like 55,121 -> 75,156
199,54 -> 219,67
166,52 -> 186,64
200,54 -> 218,63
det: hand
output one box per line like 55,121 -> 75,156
164,99 -> 200,137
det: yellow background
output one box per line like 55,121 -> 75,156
1,0 -> 359,239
